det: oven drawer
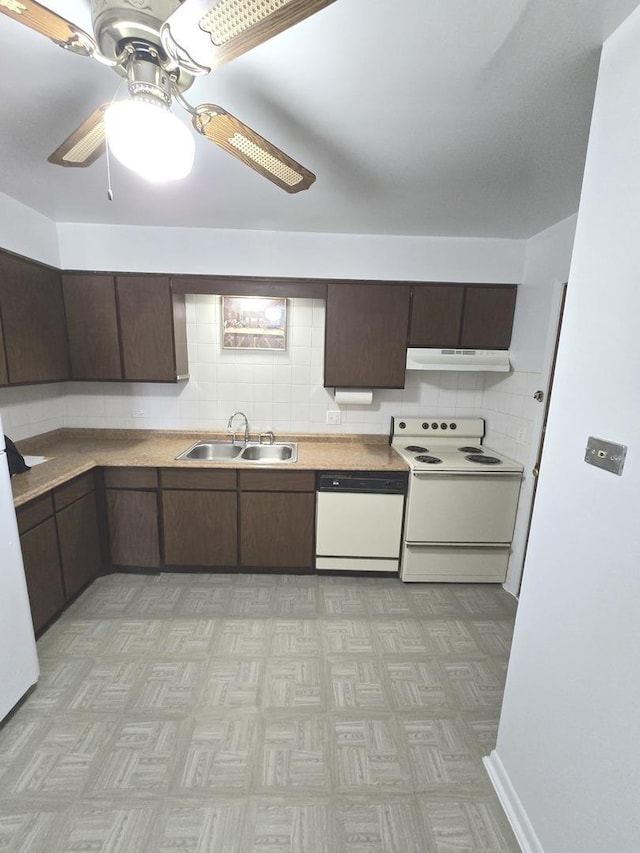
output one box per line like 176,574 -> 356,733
405,472 -> 521,543
401,544 -> 510,583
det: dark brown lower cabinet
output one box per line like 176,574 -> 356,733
239,491 -> 315,568
106,490 -> 160,567
162,490 -> 237,566
17,475 -> 102,634
56,492 -> 101,599
238,470 -> 315,569
159,468 -> 237,567
20,517 -> 65,633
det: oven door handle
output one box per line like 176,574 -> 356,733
411,471 -> 522,478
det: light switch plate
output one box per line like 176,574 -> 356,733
584,436 -> 627,476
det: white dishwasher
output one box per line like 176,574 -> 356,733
315,471 -> 408,572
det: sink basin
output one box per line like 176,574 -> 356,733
176,441 -> 242,461
175,440 -> 297,463
240,443 -> 297,462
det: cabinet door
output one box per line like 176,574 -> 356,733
116,276 -> 187,381
409,285 -> 464,347
0,252 -> 69,383
56,492 -> 102,599
62,274 -> 122,380
0,318 -> 8,386
460,286 -> 517,349
324,283 -> 411,388
240,491 -> 315,568
106,489 -> 160,567
20,518 -> 65,633
162,490 -> 237,566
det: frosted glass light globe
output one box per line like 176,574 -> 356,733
104,100 -> 195,183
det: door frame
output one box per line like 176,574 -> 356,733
517,281 -> 568,596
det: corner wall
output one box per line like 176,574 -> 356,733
489,8 -> 640,851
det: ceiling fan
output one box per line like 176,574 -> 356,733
0,0 -> 338,189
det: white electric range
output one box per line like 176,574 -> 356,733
390,417 -> 523,582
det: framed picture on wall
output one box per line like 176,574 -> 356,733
222,296 -> 287,350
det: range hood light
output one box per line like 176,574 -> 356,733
104,100 -> 195,183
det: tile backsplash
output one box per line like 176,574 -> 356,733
0,295 -> 538,466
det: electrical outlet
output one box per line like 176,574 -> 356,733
326,410 -> 341,425
132,410 -> 146,418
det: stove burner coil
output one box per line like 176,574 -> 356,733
466,454 -> 502,465
414,455 -> 442,464
406,445 -> 428,453
458,446 -> 483,453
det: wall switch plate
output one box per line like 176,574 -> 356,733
326,410 -> 342,425
584,436 -> 627,476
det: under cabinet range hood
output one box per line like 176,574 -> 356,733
406,348 -> 511,372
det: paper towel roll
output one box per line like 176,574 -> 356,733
334,388 -> 374,405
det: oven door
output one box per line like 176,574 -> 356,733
405,472 -> 521,543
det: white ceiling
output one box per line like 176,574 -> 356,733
0,0 -> 638,239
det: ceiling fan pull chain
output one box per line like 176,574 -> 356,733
104,81 -> 124,201
105,140 -> 114,201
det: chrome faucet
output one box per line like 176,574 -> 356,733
227,411 -> 250,444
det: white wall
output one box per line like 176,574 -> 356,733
0,193 -> 59,267
57,223 -> 524,282
482,215 -> 577,594
488,9 -> 640,852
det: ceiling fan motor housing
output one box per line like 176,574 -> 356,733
91,0 -> 181,61
124,44 -> 172,108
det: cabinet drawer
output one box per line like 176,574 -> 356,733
16,493 -> 54,534
53,471 -> 95,511
160,468 -> 237,490
238,470 -> 315,492
103,467 -> 158,489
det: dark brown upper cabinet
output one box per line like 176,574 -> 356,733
117,275 -> 188,382
409,283 -> 517,350
62,273 -> 123,380
0,316 -> 8,386
408,285 -> 465,347
324,282 -> 411,388
460,286 -> 517,349
0,251 -> 70,384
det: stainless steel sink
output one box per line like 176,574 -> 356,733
176,440 -> 297,463
176,441 -> 243,461
240,443 -> 297,462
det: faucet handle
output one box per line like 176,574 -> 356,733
259,431 -> 275,445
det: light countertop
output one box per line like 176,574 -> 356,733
11,429 -> 407,507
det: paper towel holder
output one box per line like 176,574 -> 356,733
333,388 -> 374,406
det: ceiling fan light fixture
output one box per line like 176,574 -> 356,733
104,99 -> 195,183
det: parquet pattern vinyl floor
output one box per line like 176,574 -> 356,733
0,573 -> 521,852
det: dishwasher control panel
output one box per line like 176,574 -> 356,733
317,471 -> 408,494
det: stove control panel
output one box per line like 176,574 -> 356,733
392,416 -> 485,439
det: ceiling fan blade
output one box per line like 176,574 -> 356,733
0,0 -> 98,55
48,106 -> 107,168
162,0 -> 337,72
193,105 -> 316,193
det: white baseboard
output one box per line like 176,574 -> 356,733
483,750 -> 545,853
